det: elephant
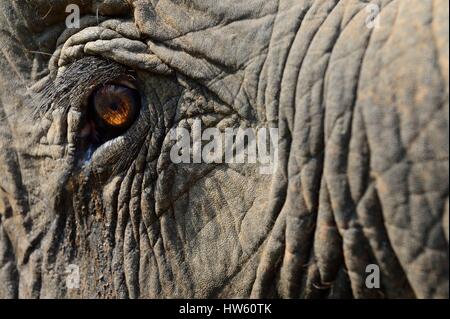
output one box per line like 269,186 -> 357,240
0,0 -> 448,299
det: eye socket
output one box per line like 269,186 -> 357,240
87,83 -> 141,143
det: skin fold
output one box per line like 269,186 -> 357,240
0,0 -> 448,298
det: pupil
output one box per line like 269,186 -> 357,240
109,102 -> 119,111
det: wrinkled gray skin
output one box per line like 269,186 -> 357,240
0,0 -> 448,299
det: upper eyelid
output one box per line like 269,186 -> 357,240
32,57 -> 131,120
51,24 -> 172,76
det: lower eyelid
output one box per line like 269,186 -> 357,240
79,109 -> 150,174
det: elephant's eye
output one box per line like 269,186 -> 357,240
86,83 -> 140,143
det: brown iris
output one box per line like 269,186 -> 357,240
88,83 -> 140,143
92,84 -> 139,127
97,99 -> 132,127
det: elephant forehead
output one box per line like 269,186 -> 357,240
0,0 -> 130,33
1,0 -> 276,36
131,0 -> 277,44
